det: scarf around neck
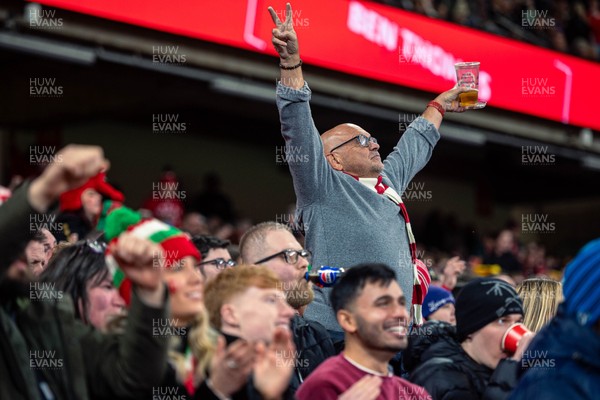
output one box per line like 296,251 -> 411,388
352,174 -> 431,326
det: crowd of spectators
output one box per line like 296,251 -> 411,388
1,144 -> 598,399
0,166 -> 570,294
2,3 -> 598,398
376,0 -> 600,61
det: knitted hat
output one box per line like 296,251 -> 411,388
455,278 -> 523,342
96,200 -> 123,232
59,172 -> 124,212
562,238 -> 600,326
423,286 -> 455,319
104,206 -> 201,304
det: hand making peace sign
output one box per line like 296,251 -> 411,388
268,3 -> 300,64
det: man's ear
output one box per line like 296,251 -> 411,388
337,309 -> 357,333
220,304 -> 239,328
326,153 -> 344,171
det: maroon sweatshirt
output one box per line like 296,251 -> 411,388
296,354 -> 431,400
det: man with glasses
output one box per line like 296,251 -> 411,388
269,4 -> 469,339
240,222 -> 336,385
191,235 -> 236,281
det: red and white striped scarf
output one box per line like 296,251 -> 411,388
355,175 -> 431,326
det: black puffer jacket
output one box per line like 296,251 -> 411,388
404,320 -> 458,373
409,325 -> 519,400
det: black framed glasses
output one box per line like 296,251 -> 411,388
197,258 -> 237,270
329,134 -> 377,153
254,249 -> 312,265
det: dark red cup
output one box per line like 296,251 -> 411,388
501,323 -> 530,354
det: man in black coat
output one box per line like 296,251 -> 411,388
409,278 -> 534,400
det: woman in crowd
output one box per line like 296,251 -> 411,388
40,240 -> 126,332
103,207 -> 292,399
516,278 -> 562,332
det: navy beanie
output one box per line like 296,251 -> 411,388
423,286 -> 455,319
562,238 -> 600,326
455,278 -> 523,342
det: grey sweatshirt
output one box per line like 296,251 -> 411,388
276,82 -> 440,332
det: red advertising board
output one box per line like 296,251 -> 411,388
32,0 -> 599,130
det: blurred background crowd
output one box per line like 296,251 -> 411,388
377,0 -> 600,61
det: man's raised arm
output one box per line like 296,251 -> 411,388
269,3 -> 332,203
384,87 -> 472,191
269,3 -> 304,89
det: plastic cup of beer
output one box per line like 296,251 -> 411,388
455,62 -> 480,107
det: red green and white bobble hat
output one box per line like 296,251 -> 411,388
104,206 -> 200,304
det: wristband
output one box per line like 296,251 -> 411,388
426,101 -> 445,117
279,59 -> 302,70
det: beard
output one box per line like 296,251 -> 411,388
285,279 -> 314,309
355,314 -> 407,353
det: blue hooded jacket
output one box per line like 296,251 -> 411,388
510,305 -> 600,399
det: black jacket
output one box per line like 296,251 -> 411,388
404,320 -> 458,374
291,314 -> 336,382
409,323 -> 519,400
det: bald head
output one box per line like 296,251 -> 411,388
321,123 -> 365,154
321,123 -> 383,178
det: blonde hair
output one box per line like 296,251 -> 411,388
168,307 -> 217,385
517,278 -> 563,332
203,265 -> 281,330
104,266 -> 218,388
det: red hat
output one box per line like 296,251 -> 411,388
104,206 -> 201,304
59,172 -> 124,212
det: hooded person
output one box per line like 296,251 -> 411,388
511,238 -> 600,400
55,172 -> 124,242
409,278 -> 533,400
